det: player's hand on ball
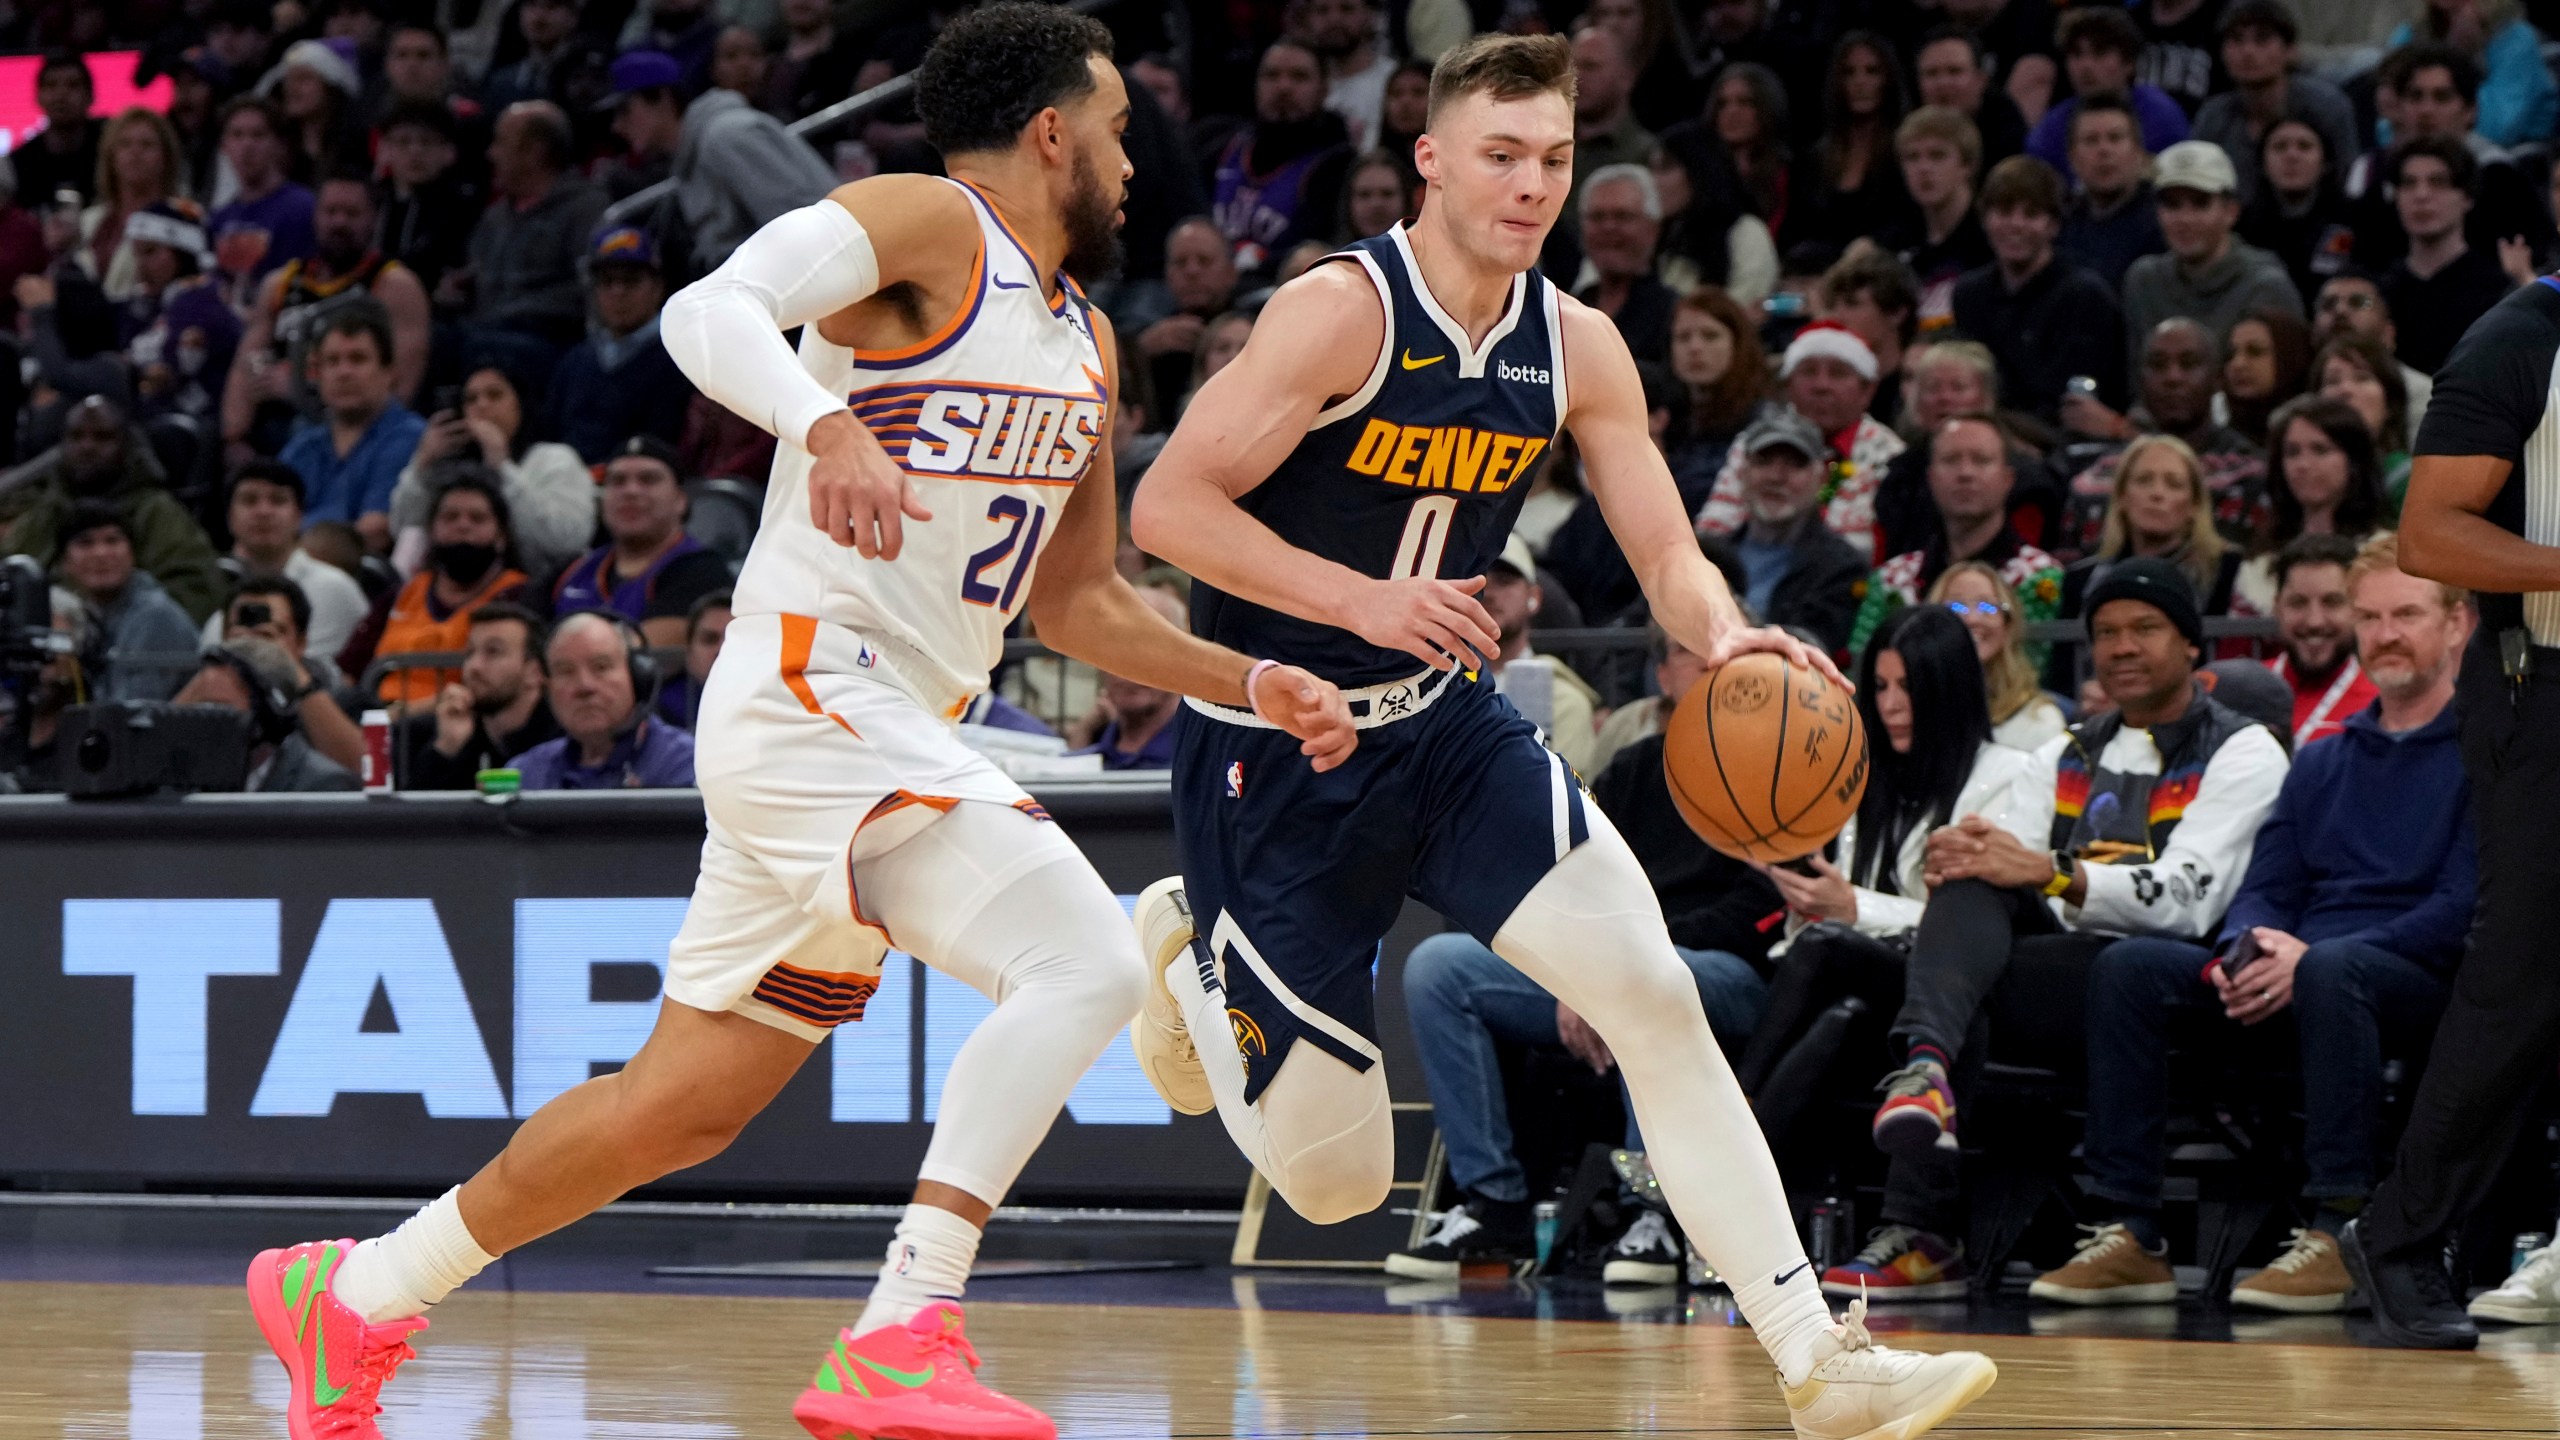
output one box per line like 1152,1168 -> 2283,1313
1354,575 -> 1500,672
807,411 -> 933,559
1704,623 -> 1845,689
1252,663 -> 1359,772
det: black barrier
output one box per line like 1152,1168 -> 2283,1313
0,784 -> 1446,1203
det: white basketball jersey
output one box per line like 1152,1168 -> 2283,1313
731,177 -> 1108,715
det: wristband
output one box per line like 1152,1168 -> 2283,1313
2042,851 -> 2076,898
1244,659 -> 1281,723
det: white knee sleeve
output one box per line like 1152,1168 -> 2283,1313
1169,942 -> 1396,1225
856,803 -> 1148,1205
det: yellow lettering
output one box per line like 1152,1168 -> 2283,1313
1347,418 -> 1400,475
1383,424 -> 1432,486
1509,436 -> 1550,488
1415,427 -> 1458,489
1450,428 -> 1496,492
1479,433 -> 1524,493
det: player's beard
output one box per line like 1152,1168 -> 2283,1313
1061,149 -> 1125,284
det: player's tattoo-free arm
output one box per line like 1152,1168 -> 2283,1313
1560,299 -> 1844,686
1130,268 -> 1500,669
661,176 -> 973,557
1026,311 -> 1357,768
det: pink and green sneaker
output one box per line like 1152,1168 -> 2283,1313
246,1239 -> 426,1440
793,1301 -> 1055,1440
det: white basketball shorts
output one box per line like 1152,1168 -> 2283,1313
663,612 -> 1046,1041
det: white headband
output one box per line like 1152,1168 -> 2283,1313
126,211 -> 208,256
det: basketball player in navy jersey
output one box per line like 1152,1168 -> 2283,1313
1131,35 -> 1997,1439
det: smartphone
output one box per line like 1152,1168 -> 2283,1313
2065,375 -> 2099,399
2211,928 -> 2263,983
431,384 -> 463,415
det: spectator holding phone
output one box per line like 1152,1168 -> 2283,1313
2033,533 -> 2474,1313
387,363 -> 597,582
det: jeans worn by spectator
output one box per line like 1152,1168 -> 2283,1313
2081,935 -> 2449,1212
1400,930 -> 1766,1206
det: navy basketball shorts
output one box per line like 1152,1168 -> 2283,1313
1171,670 -> 1591,1103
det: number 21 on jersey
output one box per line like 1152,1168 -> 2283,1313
961,496 -> 1049,611
1389,495 -> 1457,579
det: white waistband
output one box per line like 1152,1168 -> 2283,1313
1183,664 -> 1467,731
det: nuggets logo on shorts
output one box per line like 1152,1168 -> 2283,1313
1227,1007 -> 1267,1064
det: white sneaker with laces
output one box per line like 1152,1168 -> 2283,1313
1603,1210 -> 1683,1286
1780,1294 -> 1999,1440
2471,1244 -> 2560,1324
1132,877 -> 1214,1116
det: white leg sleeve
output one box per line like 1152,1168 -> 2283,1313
854,802 -> 1149,1206
1491,804 -> 1835,1384
660,197 -> 880,449
1168,947 -> 1395,1225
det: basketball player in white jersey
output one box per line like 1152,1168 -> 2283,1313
1130,36 -> 1997,1440
241,10 -> 1355,1440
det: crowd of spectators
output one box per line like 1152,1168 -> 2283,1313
4,0 -> 2555,1311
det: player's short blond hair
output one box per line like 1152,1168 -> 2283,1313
1427,33 -> 1575,126
2347,530 -> 2468,614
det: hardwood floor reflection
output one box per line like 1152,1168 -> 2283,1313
10,1278 -> 2560,1437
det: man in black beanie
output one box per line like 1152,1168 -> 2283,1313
1818,556 -> 2294,1300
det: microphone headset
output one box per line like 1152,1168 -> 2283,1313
554,609 -> 664,726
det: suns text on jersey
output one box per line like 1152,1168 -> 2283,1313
857,384 -> 1104,484
1343,418 -> 1550,494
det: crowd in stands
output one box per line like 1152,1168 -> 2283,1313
5,0 -> 2555,1313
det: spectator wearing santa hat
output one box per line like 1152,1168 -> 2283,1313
1694,317 -> 1906,564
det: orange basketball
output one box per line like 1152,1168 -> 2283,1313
1662,651 -> 1868,863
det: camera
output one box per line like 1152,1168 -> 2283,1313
0,552 -> 68,675
235,600 -> 273,629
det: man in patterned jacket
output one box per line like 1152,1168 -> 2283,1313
1848,412 -> 2064,655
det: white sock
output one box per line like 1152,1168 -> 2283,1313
1489,811 -> 1840,1387
855,1203 -> 982,1336
1729,1264 -> 1840,1388
330,1186 -> 496,1325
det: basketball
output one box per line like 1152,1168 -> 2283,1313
1662,651 -> 1868,863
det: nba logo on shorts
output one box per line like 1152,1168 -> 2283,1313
894,1242 -> 917,1276
1225,761 -> 1244,799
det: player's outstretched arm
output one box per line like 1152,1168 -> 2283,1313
1130,266 -> 1501,670
661,175 -> 973,559
1559,298 -> 1843,686
1026,311 -> 1356,770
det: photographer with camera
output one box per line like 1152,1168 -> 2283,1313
168,638 -> 362,792
507,610 -> 691,790
215,574 -> 368,775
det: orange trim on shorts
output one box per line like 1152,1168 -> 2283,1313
778,614 -> 862,738
844,789 -> 962,944
750,961 -> 882,1029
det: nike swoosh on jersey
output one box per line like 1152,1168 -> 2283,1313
1400,349 -> 1445,370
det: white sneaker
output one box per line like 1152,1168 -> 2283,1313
1131,876 -> 1214,1116
1602,1210 -> 1683,1286
1781,1294 -> 1999,1440
2471,1243 -> 2560,1325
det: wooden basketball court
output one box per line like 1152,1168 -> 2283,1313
14,1276 -> 2560,1438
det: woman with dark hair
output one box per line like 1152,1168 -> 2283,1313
1733,605 -> 2044,1151
1376,58 -> 1433,163
389,363 -> 599,582
1678,62 -> 1792,232
259,39 -> 367,187
2313,333 -> 2412,503
2217,307 -> 2313,447
343,465 -> 532,701
2232,394 -> 2388,613
1338,149 -> 1416,242
1665,285 -> 1769,496
2237,118 -> 2358,306
1787,33 -> 1914,249
1645,137 -> 1779,306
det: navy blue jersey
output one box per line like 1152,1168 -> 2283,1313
1190,224 -> 1568,687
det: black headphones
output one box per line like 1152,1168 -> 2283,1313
202,646 -> 298,747
555,609 -> 663,718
